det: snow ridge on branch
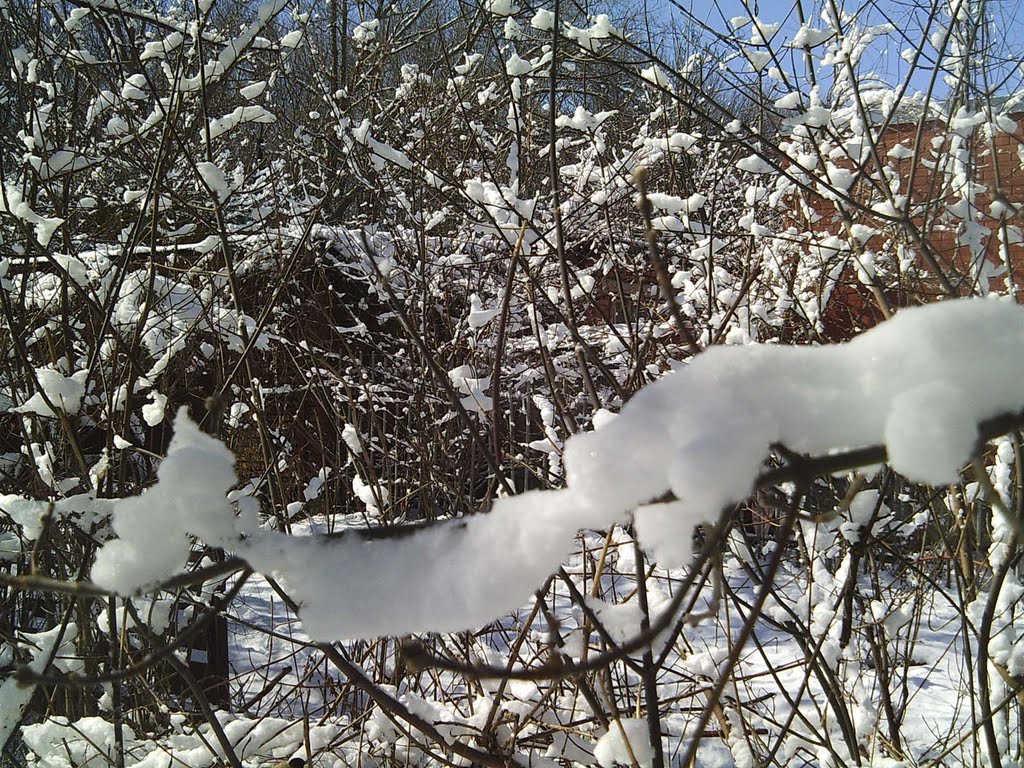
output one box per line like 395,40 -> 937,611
79,298 -> 1024,640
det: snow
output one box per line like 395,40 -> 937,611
594,719 -> 653,768
352,474 -> 387,515
640,65 -> 669,88
279,29 -> 302,48
586,588 -> 671,651
0,184 -> 64,246
556,106 -> 616,132
0,492 -> 112,540
15,368 -> 88,417
744,50 -> 772,71
467,293 -> 499,328
0,531 -> 21,561
824,162 -> 855,192
568,299 -> 1024,567
887,143 -> 915,159
22,715 -> 133,768
21,711 -> 337,768
774,91 -> 802,109
86,299 -> 1024,640
0,625 -> 72,748
140,31 -> 183,60
64,7 -> 89,30
839,489 -> 888,543
353,19 -> 379,45
646,192 -> 706,215
8,0 -> 1024,761
505,52 -> 535,77
994,114 -> 1018,134
749,19 -> 781,45
565,14 -> 620,49
142,391 -> 167,426
486,0 -> 518,16
302,468 -> 330,501
121,74 -> 148,100
592,408 -> 617,430
239,490 -> 574,640
52,253 -> 89,286
207,106 -> 277,140
449,365 -> 493,412
347,120 -> 447,190
341,423 -> 363,455
666,132 -> 699,152
871,197 -> 905,218
884,382 -> 980,484
92,409 -> 245,593
196,161 -> 231,202
239,80 -> 266,100
531,9 -> 554,30
789,25 -> 832,47
589,14 -> 618,38
736,154 -> 773,173
28,151 -> 95,180
504,16 -> 523,39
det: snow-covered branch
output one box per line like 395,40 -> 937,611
73,299 -> 1024,640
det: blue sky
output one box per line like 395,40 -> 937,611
642,0 -> 1024,101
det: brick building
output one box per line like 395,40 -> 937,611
807,105 -> 1024,339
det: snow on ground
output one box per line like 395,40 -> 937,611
213,521 -> 994,767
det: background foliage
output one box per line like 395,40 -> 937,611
2,0 -> 1024,765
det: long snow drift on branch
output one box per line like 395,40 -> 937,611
88,298 -> 1024,639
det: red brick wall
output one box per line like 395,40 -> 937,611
801,111 -> 1024,339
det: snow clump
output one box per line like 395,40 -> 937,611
88,299 -> 1024,640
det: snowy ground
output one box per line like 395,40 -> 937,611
212,520 -> 1002,768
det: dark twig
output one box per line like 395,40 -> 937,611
633,166 -> 701,356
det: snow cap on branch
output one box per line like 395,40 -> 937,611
89,300 -> 1024,638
